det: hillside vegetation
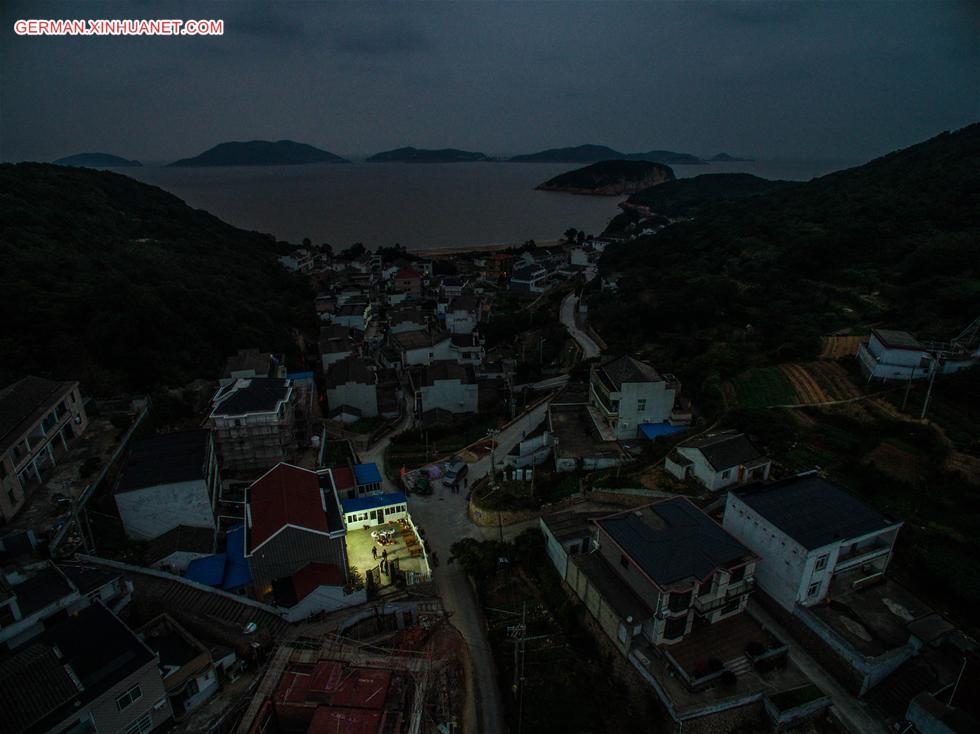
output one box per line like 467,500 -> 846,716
0,163 -> 314,392
537,159 -> 674,195
593,124 -> 980,393
171,139 -> 349,166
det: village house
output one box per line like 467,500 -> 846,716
113,430 -> 220,540
138,614 -> 219,719
330,302 -> 372,331
0,376 -> 88,523
325,357 -> 379,420
277,247 -> 315,273
416,361 -> 479,417
0,601 -> 174,734
857,329 -> 934,382
509,263 -> 548,293
387,305 -> 428,334
220,348 -> 287,387
449,333 -> 486,365
318,324 -> 361,369
208,377 -> 298,474
390,330 -> 453,367
439,276 -> 467,299
666,430 -> 771,491
559,498 -> 758,656
723,472 -> 902,613
484,252 -> 513,280
392,267 -> 424,297
244,463 -> 349,600
589,354 -> 685,440
445,294 -> 480,334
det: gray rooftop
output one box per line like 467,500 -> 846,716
683,430 -> 766,471
325,356 -> 376,389
212,377 -> 291,416
0,376 -> 76,455
421,360 -> 475,386
115,430 -> 210,493
597,498 -> 754,588
733,473 -> 899,550
598,355 -> 662,389
873,329 -> 924,350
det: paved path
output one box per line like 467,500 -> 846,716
560,292 -> 601,359
749,601 -> 890,734
363,399 -> 549,734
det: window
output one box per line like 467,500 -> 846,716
116,685 -> 143,711
815,554 -> 829,572
729,565 -> 746,583
721,469 -> 731,479
617,624 -> 628,643
619,553 -> 629,570
636,399 -> 646,412
125,713 -> 153,734
807,582 -> 821,598
721,600 -> 740,616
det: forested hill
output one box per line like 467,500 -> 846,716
0,164 -> 314,393
592,124 -> 980,382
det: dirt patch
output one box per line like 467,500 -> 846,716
779,363 -> 830,404
945,451 -> 980,485
862,440 -> 918,482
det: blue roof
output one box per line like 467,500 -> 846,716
185,554 -> 226,586
354,463 -> 382,486
342,491 -> 407,514
287,371 -> 315,380
222,525 -> 252,589
184,525 -> 252,590
639,422 -> 689,440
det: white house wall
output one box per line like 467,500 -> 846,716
326,382 -> 379,418
419,380 -> 478,414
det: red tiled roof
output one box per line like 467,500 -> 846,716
307,706 -> 382,734
291,562 -> 346,601
247,464 -> 329,554
393,268 -> 422,280
330,467 -> 354,491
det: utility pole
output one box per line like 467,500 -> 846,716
920,356 -> 943,420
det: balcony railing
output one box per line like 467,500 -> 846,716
693,578 -> 755,615
835,540 -> 892,570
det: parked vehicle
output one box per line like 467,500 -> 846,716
443,460 -> 468,489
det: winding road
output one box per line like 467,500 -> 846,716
560,292 -> 601,359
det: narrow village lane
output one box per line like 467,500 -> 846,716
560,291 -> 601,359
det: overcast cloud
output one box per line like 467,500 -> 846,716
1,0 -> 977,162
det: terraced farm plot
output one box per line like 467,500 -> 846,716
820,335 -> 864,359
809,361 -> 863,400
779,364 -> 830,404
862,440 -> 919,482
732,367 -> 798,408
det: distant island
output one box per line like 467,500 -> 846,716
170,140 -> 349,166
512,144 -> 704,165
366,147 -> 494,163
536,159 -> 674,195
53,152 -> 141,168
710,152 -> 754,162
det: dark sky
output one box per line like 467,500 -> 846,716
2,1 -> 977,163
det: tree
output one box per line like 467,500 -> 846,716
302,237 -> 312,248
564,227 -> 579,244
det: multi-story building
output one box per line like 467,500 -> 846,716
445,295 -> 480,334
0,377 -> 88,523
416,361 -> 478,416
723,472 -> 902,612
0,601 -> 174,734
113,430 -> 220,540
390,330 -> 453,367
589,355 -> 683,440
392,268 -> 424,297
556,499 -> 757,658
325,357 -> 379,419
138,614 -> 219,720
208,377 -> 298,475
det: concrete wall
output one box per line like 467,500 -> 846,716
615,381 -> 675,439
343,501 -> 407,530
115,480 -> 215,540
404,339 -> 453,366
446,310 -> 477,334
326,381 -> 379,418
724,493 -> 812,610
284,585 -> 368,621
321,350 -> 353,369
566,557 -> 634,657
595,526 -> 663,613
64,657 -> 174,734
